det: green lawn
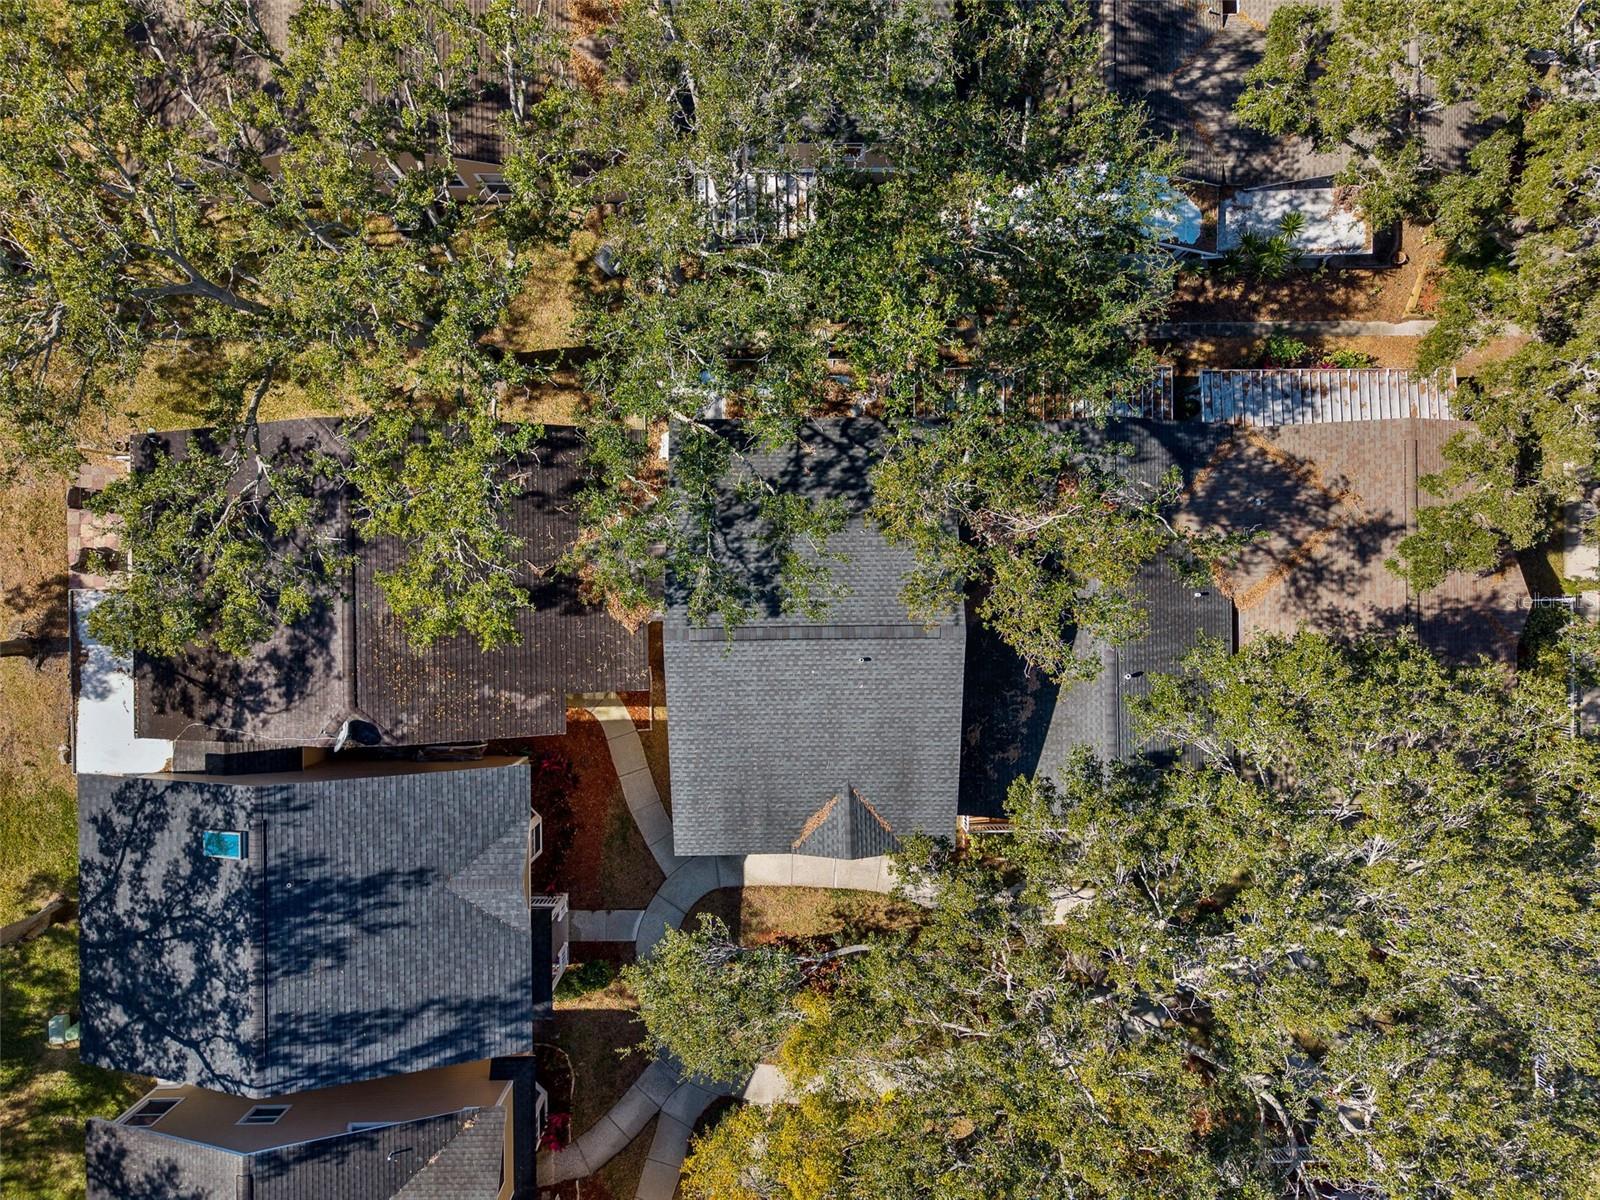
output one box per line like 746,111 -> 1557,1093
1,928 -> 145,1200
0,772 -> 77,926
0,467 -> 142,1200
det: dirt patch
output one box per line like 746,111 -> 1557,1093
521,708 -> 664,911
1169,223 -> 1442,323
683,887 -> 923,947
1157,335 -> 1427,378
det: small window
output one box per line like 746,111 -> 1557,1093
237,1105 -> 291,1126
124,1098 -> 182,1127
446,173 -> 467,190
202,830 -> 245,860
347,1121 -> 394,1132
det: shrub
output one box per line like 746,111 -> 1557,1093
1319,348 -> 1378,368
554,958 -> 617,1000
1258,334 -> 1312,367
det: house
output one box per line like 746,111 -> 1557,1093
128,419 -> 648,749
218,1 -> 598,201
77,757 -> 555,1197
77,758 -> 559,1093
664,420 -> 966,858
1095,0 -> 1479,190
959,420 -> 1235,820
1180,369 -> 1529,662
86,1058 -> 540,1200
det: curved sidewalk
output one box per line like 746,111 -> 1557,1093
575,702 -> 901,959
541,702 -> 896,1194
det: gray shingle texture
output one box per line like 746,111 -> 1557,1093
665,420 -> 965,857
86,1108 -> 507,1200
960,421 -> 1236,818
78,761 -> 536,1097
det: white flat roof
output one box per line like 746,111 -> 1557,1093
72,590 -> 172,776
1220,185 -> 1368,256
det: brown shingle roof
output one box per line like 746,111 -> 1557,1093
134,421 -> 647,746
1179,419 -> 1528,662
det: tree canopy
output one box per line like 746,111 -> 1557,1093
1,0 -> 578,651
1234,2 -> 1599,588
626,634 -> 1600,1200
574,0 -> 1202,677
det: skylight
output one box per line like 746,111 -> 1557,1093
201,830 -> 245,860
237,1105 -> 291,1126
123,1098 -> 181,1127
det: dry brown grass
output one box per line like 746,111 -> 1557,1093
484,237 -> 597,355
1170,222 -> 1444,323
1156,335 -> 1426,375
684,887 -> 924,947
1,469 -> 76,924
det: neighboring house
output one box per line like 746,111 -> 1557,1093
130,419 -> 648,748
1181,369 -> 1529,662
664,420 -> 967,858
86,1057 -> 540,1200
76,757 -> 556,1198
1095,0 -> 1480,189
77,758 -> 557,1096
959,420 -> 1236,821
219,0 -> 597,202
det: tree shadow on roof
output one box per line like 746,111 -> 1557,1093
78,774 -> 530,1098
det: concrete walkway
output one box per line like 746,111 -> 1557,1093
576,700 -> 901,957
539,701 -> 900,1194
1143,318 -> 1438,338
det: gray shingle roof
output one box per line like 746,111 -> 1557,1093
78,761 -> 536,1097
664,420 -> 966,858
133,422 -> 648,747
959,420 -> 1236,818
132,420 -> 356,747
85,1108 -> 506,1200
353,427 -> 649,744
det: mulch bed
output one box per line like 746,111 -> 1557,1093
519,708 -> 664,911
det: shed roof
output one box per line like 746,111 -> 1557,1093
1200,368 -> 1456,424
663,420 -> 966,858
1178,419 -> 1528,662
959,420 -> 1235,818
132,421 -> 648,747
77,759 -> 536,1097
